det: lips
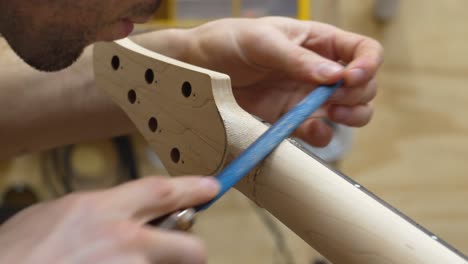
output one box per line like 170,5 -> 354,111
107,14 -> 151,40
97,7 -> 156,41
116,19 -> 135,38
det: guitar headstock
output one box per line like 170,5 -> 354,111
93,39 -> 230,176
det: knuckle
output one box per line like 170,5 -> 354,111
369,39 -> 384,63
356,107 -> 374,127
238,25 -> 264,47
343,87 -> 364,105
110,221 -> 143,246
375,40 -> 384,54
245,25 -> 269,42
156,194 -> 178,213
144,177 -> 175,200
289,49 -> 312,76
369,38 -> 383,50
345,80 -> 378,106
361,80 -> 378,103
292,48 -> 309,66
139,177 -> 178,211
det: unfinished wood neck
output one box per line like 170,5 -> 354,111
93,39 -> 467,264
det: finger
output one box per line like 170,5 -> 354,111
303,25 -> 383,86
337,33 -> 383,86
293,118 -> 333,147
141,227 -> 207,264
328,78 -> 377,106
103,177 -> 219,222
104,256 -> 146,264
328,103 -> 374,127
245,30 -> 344,84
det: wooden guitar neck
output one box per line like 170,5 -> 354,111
93,39 -> 467,264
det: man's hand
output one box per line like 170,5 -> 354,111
182,17 -> 383,147
0,17 -> 381,158
0,177 -> 219,263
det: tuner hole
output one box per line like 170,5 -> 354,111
145,69 -> 154,84
171,148 -> 180,163
148,117 -> 158,132
111,56 -> 120,70
182,81 -> 192,98
128,90 -> 137,104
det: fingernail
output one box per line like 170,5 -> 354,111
316,63 -> 343,80
348,68 -> 365,83
199,178 -> 220,193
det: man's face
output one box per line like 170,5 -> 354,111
0,0 -> 160,71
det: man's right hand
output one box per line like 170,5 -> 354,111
0,176 -> 219,264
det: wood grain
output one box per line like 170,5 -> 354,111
94,39 -> 228,176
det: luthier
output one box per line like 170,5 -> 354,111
1,1 -> 467,263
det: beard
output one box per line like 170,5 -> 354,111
16,38 -> 87,72
4,23 -> 91,72
1,0 -> 161,72
1,15 -> 92,72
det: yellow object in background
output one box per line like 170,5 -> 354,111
152,0 -> 174,21
70,142 -> 117,179
298,0 -> 311,20
150,0 -> 312,28
0,161 -> 10,176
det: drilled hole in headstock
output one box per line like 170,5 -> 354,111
145,69 -> 154,84
181,81 -> 192,97
148,117 -> 158,132
111,56 -> 120,70
313,259 -> 329,264
171,148 -> 180,163
128,90 -> 136,104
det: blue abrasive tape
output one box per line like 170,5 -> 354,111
196,80 -> 344,211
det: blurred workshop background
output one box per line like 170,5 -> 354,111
1,0 -> 468,263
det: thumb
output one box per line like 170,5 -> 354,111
101,176 -> 219,222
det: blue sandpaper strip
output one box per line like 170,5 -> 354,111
196,80 -> 344,211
